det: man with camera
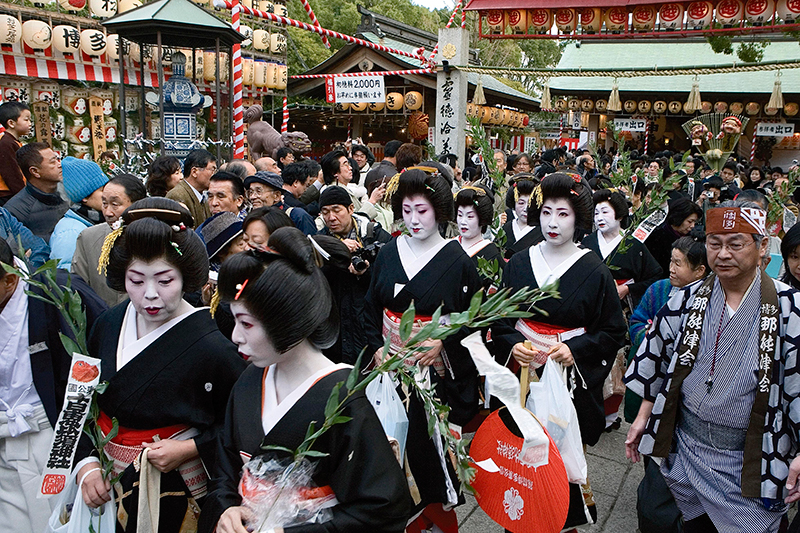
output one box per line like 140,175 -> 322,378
318,186 -> 391,368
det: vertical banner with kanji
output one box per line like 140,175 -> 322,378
32,102 -> 52,148
88,97 -> 107,160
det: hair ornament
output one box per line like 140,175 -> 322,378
533,184 -> 544,208
234,279 -> 249,300
171,222 -> 187,232
209,286 -> 221,317
384,172 -> 401,201
308,235 -> 331,267
461,185 -> 487,196
97,225 -> 124,276
514,183 -> 520,204
171,241 -> 183,256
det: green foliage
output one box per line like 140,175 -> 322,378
705,26 -> 769,63
767,171 -> 798,229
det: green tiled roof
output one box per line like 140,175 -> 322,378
549,41 -> 800,94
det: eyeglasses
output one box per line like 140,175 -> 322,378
706,239 -> 756,252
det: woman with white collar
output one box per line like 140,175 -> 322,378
492,173 -> 627,531
500,175 -> 543,259
454,184 -> 502,288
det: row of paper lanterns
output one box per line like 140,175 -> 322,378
242,60 -> 287,89
553,97 -> 800,116
485,0 -> 798,35
335,91 -> 424,112
468,103 -> 531,127
0,17 -> 127,58
29,0 -> 288,19
192,0 -> 288,17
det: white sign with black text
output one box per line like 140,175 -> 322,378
333,75 -> 385,103
613,118 -> 647,132
756,122 -> 795,137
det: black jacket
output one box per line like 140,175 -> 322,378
4,184 -> 69,241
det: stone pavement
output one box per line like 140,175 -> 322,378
457,419 -> 645,533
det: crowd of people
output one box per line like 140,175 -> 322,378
2,97 -> 800,533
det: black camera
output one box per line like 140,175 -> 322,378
351,242 -> 385,271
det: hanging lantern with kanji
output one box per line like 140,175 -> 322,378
0,16 -> 22,45
242,58 -> 255,86
604,7 -> 628,31
22,20 -> 52,50
89,0 -> 117,18
745,0 -> 775,24
486,10 -> 505,34
265,62 -> 278,88
687,1 -> 714,28
253,29 -> 270,50
777,0 -> 800,21
404,91 -> 423,111
555,9 -> 577,32
580,8 -> 602,33
632,5 -> 657,30
659,3 -> 685,29
528,9 -> 552,33
350,102 -> 368,112
275,64 -> 287,90
505,9 -> 528,34
270,32 -> 287,55
369,101 -> 385,112
386,92 -> 404,111
716,0 -> 745,26
253,60 -> 267,87
80,29 -> 107,56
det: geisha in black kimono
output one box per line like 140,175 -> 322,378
500,175 -> 543,259
74,198 -> 247,533
364,168 -> 482,533
454,184 -> 503,289
492,173 -> 627,530
581,189 -> 663,311
199,227 -> 411,533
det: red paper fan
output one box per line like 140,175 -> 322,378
469,409 -> 569,533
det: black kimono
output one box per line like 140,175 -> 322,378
492,246 -> 627,446
364,237 -> 482,509
77,303 -> 247,533
645,222 -> 683,277
458,237 -> 503,290
500,218 -> 543,259
581,231 -> 663,309
199,365 -> 412,533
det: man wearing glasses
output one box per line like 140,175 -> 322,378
625,200 -> 800,533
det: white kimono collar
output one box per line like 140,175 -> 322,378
397,235 -> 449,281
597,230 -> 623,260
512,219 -> 535,241
457,237 -> 491,258
530,243 -> 591,288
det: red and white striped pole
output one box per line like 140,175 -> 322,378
299,0 -> 330,48
281,96 -> 289,133
231,0 -> 245,158
751,121 -> 758,163
643,119 -> 649,155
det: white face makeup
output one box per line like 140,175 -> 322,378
515,195 -> 530,225
540,198 -> 576,247
456,205 -> 481,240
402,194 -> 438,241
594,201 -> 621,236
125,259 -> 185,331
230,301 -> 280,368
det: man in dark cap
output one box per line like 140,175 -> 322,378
365,140 -> 402,189
318,186 -> 391,367
244,171 -> 316,235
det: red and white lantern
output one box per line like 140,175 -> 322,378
528,9 -> 552,32
777,0 -> 800,22
555,9 -> 577,32
505,9 -> 528,34
716,0 -> 745,25
687,1 -> 714,28
744,0 -> 775,24
632,5 -> 657,30
486,10 -> 505,34
580,8 -> 602,33
604,7 -> 628,31
659,3 -> 685,29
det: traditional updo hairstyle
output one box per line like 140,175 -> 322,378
592,189 -> 630,230
390,167 -> 453,223
528,172 -> 594,240
105,197 -> 209,293
455,184 -> 495,231
218,227 -> 350,353
504,174 -> 537,211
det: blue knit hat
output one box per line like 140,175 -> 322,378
61,156 -> 108,203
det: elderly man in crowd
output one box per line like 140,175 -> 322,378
244,171 -> 316,235
625,200 -> 800,532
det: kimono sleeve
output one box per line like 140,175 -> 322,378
779,289 -> 800,446
286,395 -> 412,533
490,256 -> 528,363
363,247 -> 389,355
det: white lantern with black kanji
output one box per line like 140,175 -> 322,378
270,32 -> 287,55
275,64 -> 287,90
0,16 -> 22,45
22,20 -> 52,50
90,0 -> 118,18
253,29 -> 269,50
80,29 -> 107,56
117,0 -> 142,13
52,25 -> 80,53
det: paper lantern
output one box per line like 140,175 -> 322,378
502,109 -> 515,125
745,0 -> 775,24
580,8 -> 602,33
604,7 -> 628,31
638,100 -> 652,113
333,102 -> 350,112
687,2 -> 714,28
239,25 -> 253,44
701,101 -> 713,113
203,52 -> 217,81
777,0 -> 800,21
386,92 -> 404,111
0,16 -> 22,45
33,82 -> 60,108
581,99 -> 594,112
555,9 -> 577,32
730,102 -> 744,114
528,8 -> 552,32
270,32 -> 287,55
105,34 -> 121,60
404,91 -> 423,111
654,101 -> 667,113
784,102 -> 799,116
595,99 -> 608,112
491,107 -> 504,125
714,101 -> 729,113
466,102 -> 476,118
369,101 -> 385,112
266,62 -> 278,88
659,3 -> 685,29
58,0 -> 87,10
623,100 -> 637,113
80,29 -> 107,56
241,0 -> 252,8
274,1 -> 288,17
486,10 -> 505,34
351,102 -> 368,112
118,0 -> 142,12
90,0 -> 117,17
479,106 -> 492,124
716,0 -> 745,25
253,0 -> 274,13
253,60 -> 268,87
505,9 -> 528,34
242,58 -> 255,86
253,29 -> 270,50
276,64 -> 287,90
632,5 -> 657,30
668,101 -> 683,114
22,20 -> 52,50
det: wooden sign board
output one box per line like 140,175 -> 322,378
88,96 -> 107,160
32,102 -> 52,148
